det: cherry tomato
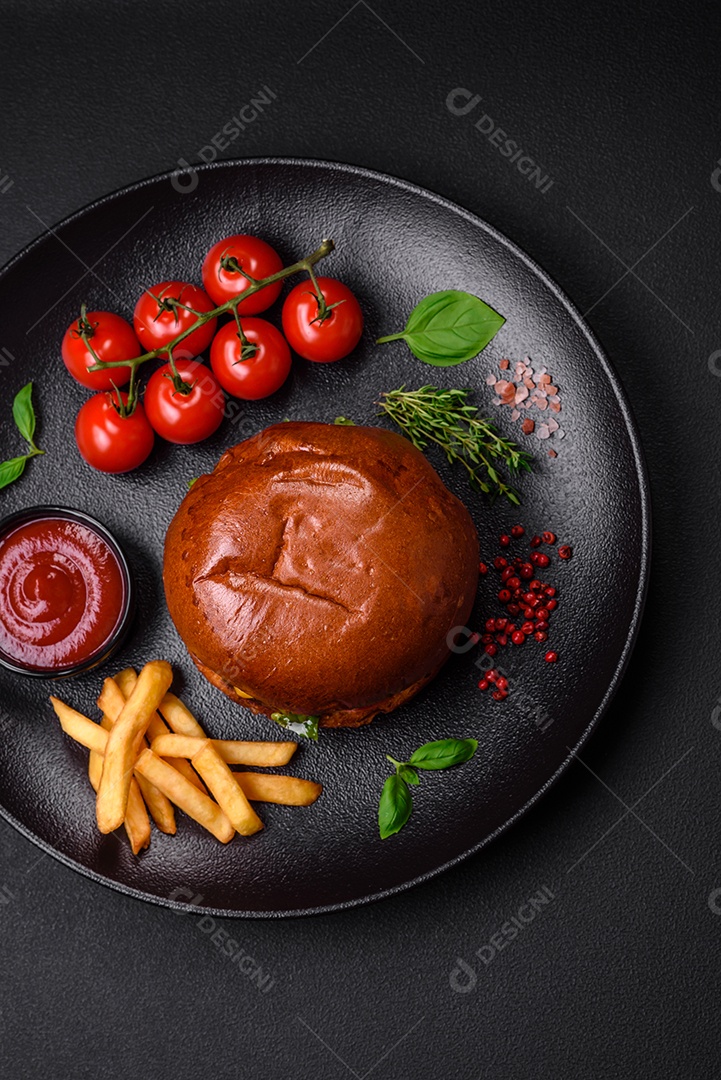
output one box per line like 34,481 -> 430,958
144,359 -> 225,444
61,310 -> 139,390
282,277 -> 363,363
210,318 -> 291,401
202,235 -> 283,313
133,281 -> 217,359
75,392 -> 154,474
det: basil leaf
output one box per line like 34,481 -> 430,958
0,455 -> 27,491
270,711 -> 319,742
12,382 -> 36,445
378,773 -> 413,839
377,290 -> 505,367
334,416 -> 355,425
187,477 -> 198,489
398,764 -> 420,787
409,738 -> 478,771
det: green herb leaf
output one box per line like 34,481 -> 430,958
270,711 -> 319,742
409,738 -> 478,771
334,416 -> 356,425
398,764 -> 420,786
187,477 -> 198,489
0,455 -> 27,491
378,773 -> 413,839
377,291 -> 505,367
12,382 -> 36,445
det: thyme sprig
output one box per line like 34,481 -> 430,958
378,385 -> 531,505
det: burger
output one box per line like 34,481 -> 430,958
163,422 -> 479,728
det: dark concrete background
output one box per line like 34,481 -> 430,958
0,2 -> 719,1076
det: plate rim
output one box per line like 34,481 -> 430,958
0,156 -> 652,918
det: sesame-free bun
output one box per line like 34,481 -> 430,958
163,422 -> 478,728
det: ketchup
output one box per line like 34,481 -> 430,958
0,515 -> 127,672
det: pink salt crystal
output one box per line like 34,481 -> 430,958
536,424 -> 550,440
511,408 -> 520,421
556,428 -> 565,439
524,378 -> 535,390
493,398 -> 501,406
549,401 -> 561,413
547,385 -> 558,396
515,385 -> 529,404
486,375 -> 497,386
521,418 -> 535,435
547,418 -> 559,433
536,398 -> 548,411
499,358 -> 510,370
548,449 -> 557,458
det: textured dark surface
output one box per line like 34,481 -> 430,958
0,158 -> 648,916
0,0 -> 719,1076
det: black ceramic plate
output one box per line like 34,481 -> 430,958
0,159 -> 649,917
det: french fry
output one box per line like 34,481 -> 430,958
150,733 -> 297,767
50,698 -> 150,854
88,747 -> 103,790
191,741 -> 264,836
132,773 -> 174,834
51,677 -> 321,854
51,697 -> 108,754
160,692 -> 264,836
50,697 -> 231,843
98,683 -> 176,835
158,692 -> 207,738
87,712 -> 109,799
114,667 -> 139,698
133,749 -> 234,843
90,762 -> 151,854
96,660 -> 173,834
234,772 -> 323,807
116,780 -> 151,853
115,668 -> 207,794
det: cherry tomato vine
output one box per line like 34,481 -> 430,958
81,238 -> 336,414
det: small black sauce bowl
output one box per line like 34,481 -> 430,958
0,505 -> 135,679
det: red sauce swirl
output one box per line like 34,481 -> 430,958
0,516 -> 127,671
